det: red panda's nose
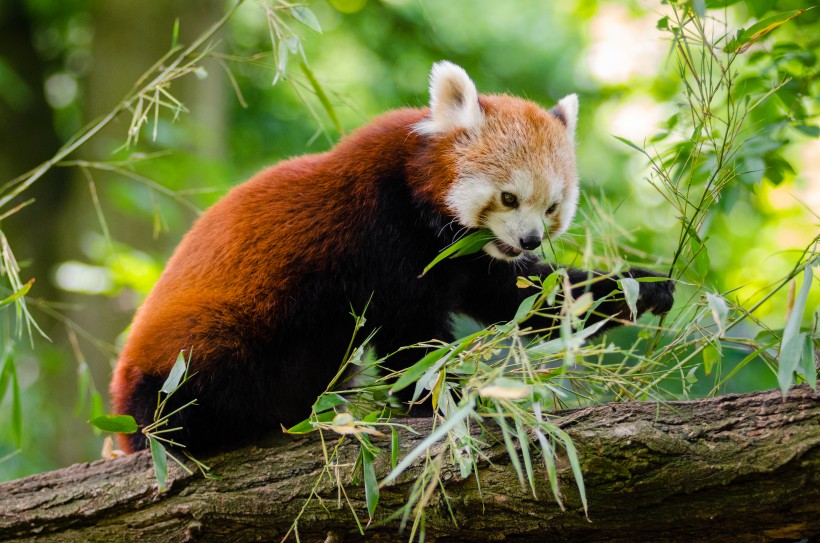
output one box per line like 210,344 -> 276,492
520,235 -> 542,251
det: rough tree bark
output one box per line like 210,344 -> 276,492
1,386 -> 818,543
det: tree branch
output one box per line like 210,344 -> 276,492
1,386 -> 818,542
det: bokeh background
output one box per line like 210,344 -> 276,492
0,0 -> 817,480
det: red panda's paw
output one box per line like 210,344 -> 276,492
628,268 -> 675,316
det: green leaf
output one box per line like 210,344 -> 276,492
276,39 -> 289,80
361,439 -> 380,518
619,278 -> 640,321
289,6 -> 322,33
161,351 -> 187,394
420,230 -> 495,277
513,293 -> 539,324
313,393 -> 346,413
656,16 -> 669,30
149,436 -> 168,492
706,293 -> 729,336
794,124 -> 820,138
514,417 -> 536,497
90,391 -> 104,420
685,228 -> 711,280
389,346 -> 449,395
300,62 -> 342,135
382,396 -> 475,486
556,428 -> 587,515
703,343 -> 720,376
526,318 -> 611,358
171,18 -> 180,49
532,404 -> 562,509
686,365 -> 699,384
778,265 -> 813,394
633,276 -> 673,282
800,335 -> 816,390
0,278 -> 34,308
496,405 -> 525,487
724,10 -> 806,54
390,427 -> 399,471
89,414 -> 139,434
10,364 -> 21,447
284,36 -> 300,54
0,348 -> 12,408
612,135 -> 646,154
285,410 -> 336,434
780,332 -> 808,393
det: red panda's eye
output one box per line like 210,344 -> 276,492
501,192 -> 518,208
546,203 -> 558,215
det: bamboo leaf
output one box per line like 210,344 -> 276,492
706,293 -> 729,336
526,318 -> 611,358
381,397 -> 474,486
419,230 -> 494,277
496,404 -> 525,488
724,10 -> 805,54
778,265 -> 813,395
0,278 -> 34,308
619,278 -> 640,321
149,436 -> 169,491
285,410 -> 336,434
612,135 -> 647,155
89,414 -> 139,434
0,348 -> 11,409
361,438 -> 380,518
313,393 -> 346,413
390,427 -> 399,471
289,6 -> 322,33
556,428 -> 587,515
533,403 -> 563,509
703,343 -> 720,376
300,62 -> 342,135
633,275 -> 674,282
801,335 -> 816,390
161,351 -> 188,394
479,378 -> 531,400
389,346 -> 449,395
10,364 -> 21,447
514,417 -> 537,498
171,18 -> 180,49
513,293 -> 539,324
275,40 -> 289,82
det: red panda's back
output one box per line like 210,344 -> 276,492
110,109 -> 429,436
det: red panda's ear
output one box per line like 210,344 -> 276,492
416,61 -> 483,135
551,94 -> 579,140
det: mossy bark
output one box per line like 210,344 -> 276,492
1,386 -> 818,542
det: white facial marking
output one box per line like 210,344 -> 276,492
445,176 -> 495,229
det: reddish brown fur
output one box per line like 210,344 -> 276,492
110,108 -> 432,452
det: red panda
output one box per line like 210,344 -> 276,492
110,62 -> 674,453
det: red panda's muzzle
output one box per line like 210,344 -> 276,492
493,239 -> 523,258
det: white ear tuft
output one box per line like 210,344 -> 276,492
551,94 -> 579,139
416,61 -> 483,135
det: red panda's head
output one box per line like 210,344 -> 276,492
416,61 -> 579,261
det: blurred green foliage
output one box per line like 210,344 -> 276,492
0,0 -> 817,482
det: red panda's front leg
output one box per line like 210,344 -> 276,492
456,258 -> 674,339
517,260 -> 675,337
